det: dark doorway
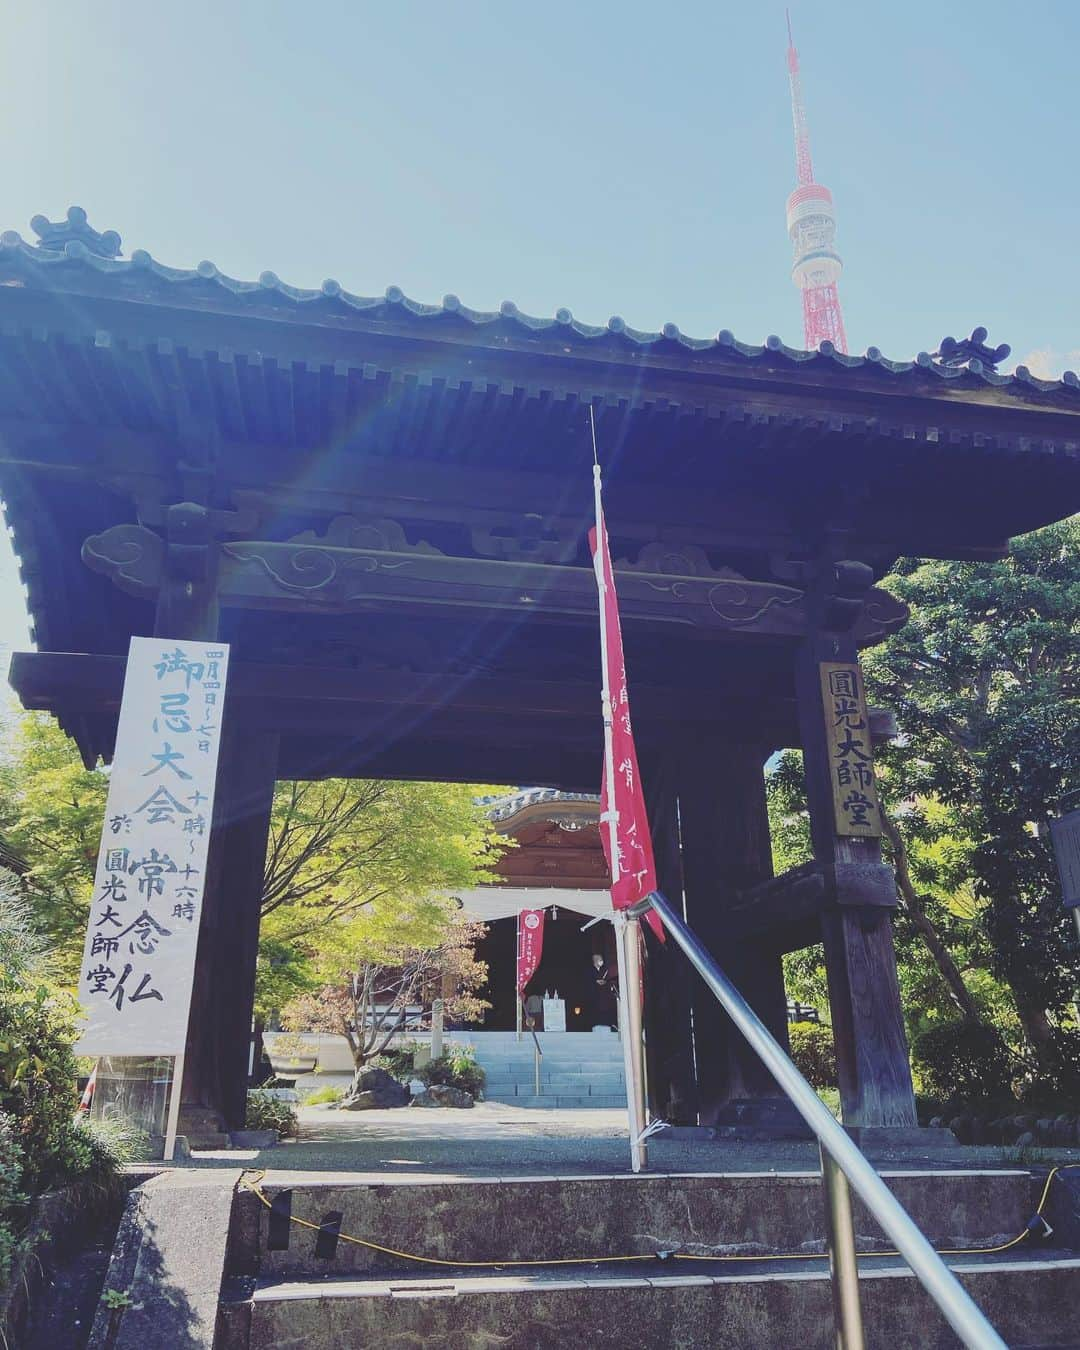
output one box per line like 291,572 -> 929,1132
469,908 -> 615,1031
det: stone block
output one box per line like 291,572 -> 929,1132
340,1067 -> 408,1109
244,1169 -> 1033,1281
88,1169 -> 240,1350
229,1130 -> 278,1149
410,1084 -> 475,1108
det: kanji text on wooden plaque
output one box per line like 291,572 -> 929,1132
819,662 -> 882,838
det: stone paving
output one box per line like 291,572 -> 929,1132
152,1102 -> 1080,1182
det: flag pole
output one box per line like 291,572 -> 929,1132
591,410 -> 647,1172
591,462 -> 621,881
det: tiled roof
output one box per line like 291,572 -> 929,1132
485,789 -> 600,825
2,207 -> 1078,402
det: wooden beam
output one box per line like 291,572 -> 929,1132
0,413 -> 1049,566
79,519 -> 908,645
723,862 -> 827,947
9,650 -> 796,732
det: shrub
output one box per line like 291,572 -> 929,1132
788,1021 -> 837,1091
0,1111 -> 26,1284
1015,1029 -> 1080,1108
911,1019 -> 1015,1107
418,1048 -> 485,1097
0,970 -> 110,1194
304,1085 -> 343,1106
246,1092 -> 299,1138
373,1041 -> 421,1079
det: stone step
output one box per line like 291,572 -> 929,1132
187,1131 -> 233,1150
477,1052 -> 624,1063
483,1069 -> 623,1080
219,1254 -> 1080,1350
469,1032 -> 622,1042
482,1060 -> 625,1072
479,1054 -> 624,1065
230,1170 -> 1033,1281
484,1094 -> 627,1109
483,1074 -> 626,1088
482,1076 -> 619,1086
473,1045 -> 622,1058
477,1056 -> 623,1066
483,1081 -> 625,1098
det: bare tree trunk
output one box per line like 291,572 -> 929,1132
1012,993 -> 1057,1072
880,809 -> 984,1024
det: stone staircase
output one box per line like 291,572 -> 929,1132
472,1030 -> 626,1108
216,1167 -> 1080,1348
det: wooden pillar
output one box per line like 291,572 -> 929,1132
677,734 -> 793,1127
640,753 -> 697,1124
151,500 -> 278,1133
795,573 -> 916,1129
181,723 -> 279,1131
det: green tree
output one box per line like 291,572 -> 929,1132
0,714 -> 106,983
282,904 -> 489,1085
0,710 -> 504,1008
255,778 -> 503,1014
863,519 -> 1080,1071
768,752 -> 989,1030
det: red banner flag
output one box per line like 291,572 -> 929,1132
590,465 -> 663,941
516,908 -> 545,993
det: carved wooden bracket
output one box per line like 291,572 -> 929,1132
288,515 -> 441,555
83,520 -> 908,644
616,542 -> 744,580
472,514 -> 578,564
82,523 -> 163,597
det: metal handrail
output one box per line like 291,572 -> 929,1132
529,1027 -> 543,1097
627,890 -> 1007,1350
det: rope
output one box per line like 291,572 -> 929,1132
238,1164 -> 1074,1271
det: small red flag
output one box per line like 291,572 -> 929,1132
590,468 -> 663,942
516,909 -> 546,993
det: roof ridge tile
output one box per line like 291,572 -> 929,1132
2,210 -> 1077,401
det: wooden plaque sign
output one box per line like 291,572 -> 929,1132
1050,808 -> 1080,908
819,662 -> 882,838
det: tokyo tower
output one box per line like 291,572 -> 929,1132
784,11 -> 848,353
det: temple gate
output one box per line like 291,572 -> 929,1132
2,208 -> 1078,1137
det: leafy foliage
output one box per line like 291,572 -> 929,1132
417,1047 -> 485,1097
773,521 -> 1080,1100
0,714 -> 107,984
0,712 -> 505,1023
864,520 -> 1080,1066
245,1091 -> 299,1138
0,883 -> 128,1295
302,1084 -> 343,1106
251,777 -> 503,1018
788,1021 -> 837,1090
0,1112 -> 26,1284
910,1020 -> 1016,1108
371,1040 -> 421,1078
284,912 -> 489,1084
0,888 -> 99,1191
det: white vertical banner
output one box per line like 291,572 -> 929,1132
76,637 -> 230,1057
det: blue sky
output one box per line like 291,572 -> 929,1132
0,0 -> 1078,655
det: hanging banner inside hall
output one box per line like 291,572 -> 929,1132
75,637 -> 230,1056
516,909 -> 545,993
